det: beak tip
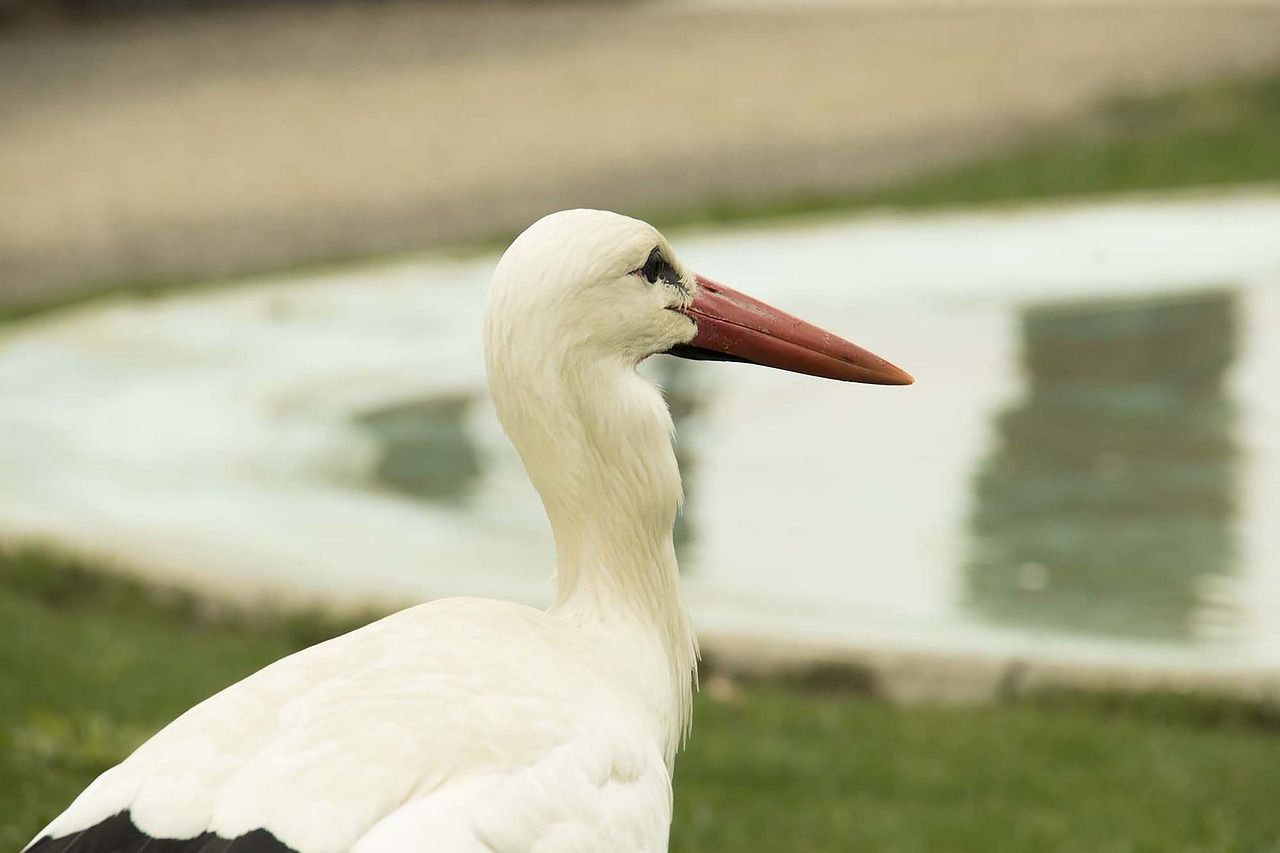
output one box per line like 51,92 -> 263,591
858,362 -> 913,386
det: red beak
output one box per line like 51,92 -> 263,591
668,275 -> 914,386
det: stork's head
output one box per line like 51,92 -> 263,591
485,209 -> 913,387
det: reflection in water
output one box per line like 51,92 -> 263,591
359,395 -> 482,501
356,361 -> 706,551
650,356 -> 703,555
966,292 -> 1239,641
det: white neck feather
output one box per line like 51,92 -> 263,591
486,348 -> 698,765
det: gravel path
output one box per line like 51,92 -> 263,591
4,1 -> 1280,309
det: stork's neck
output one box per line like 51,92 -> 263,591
488,354 -> 698,759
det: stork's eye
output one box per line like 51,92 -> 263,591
637,247 -> 678,287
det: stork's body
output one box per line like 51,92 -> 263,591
27,211 -> 910,853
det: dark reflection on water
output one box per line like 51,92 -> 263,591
359,395 -> 483,501
357,361 -> 705,550
966,291 -> 1239,641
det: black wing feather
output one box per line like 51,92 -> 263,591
26,812 -> 296,853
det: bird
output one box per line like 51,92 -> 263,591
25,209 -> 912,853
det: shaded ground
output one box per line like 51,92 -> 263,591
5,2 -> 1280,310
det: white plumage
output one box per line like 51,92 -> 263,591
28,210 -> 910,853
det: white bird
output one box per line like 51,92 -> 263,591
26,210 -> 912,853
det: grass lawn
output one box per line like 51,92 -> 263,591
667,71 -> 1280,228
4,550 -> 1280,852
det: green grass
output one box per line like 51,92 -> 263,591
677,685 -> 1280,852
5,549 -> 1280,851
660,71 -> 1280,229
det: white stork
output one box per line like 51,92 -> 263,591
26,210 -> 912,853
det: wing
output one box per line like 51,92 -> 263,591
26,812 -> 292,852
353,723 -> 672,853
28,736 -> 671,853
26,598 -> 671,853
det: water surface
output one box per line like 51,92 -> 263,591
2,193 -> 1278,673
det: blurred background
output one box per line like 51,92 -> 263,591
3,0 -> 1280,849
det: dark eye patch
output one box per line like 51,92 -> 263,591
638,247 -> 681,288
